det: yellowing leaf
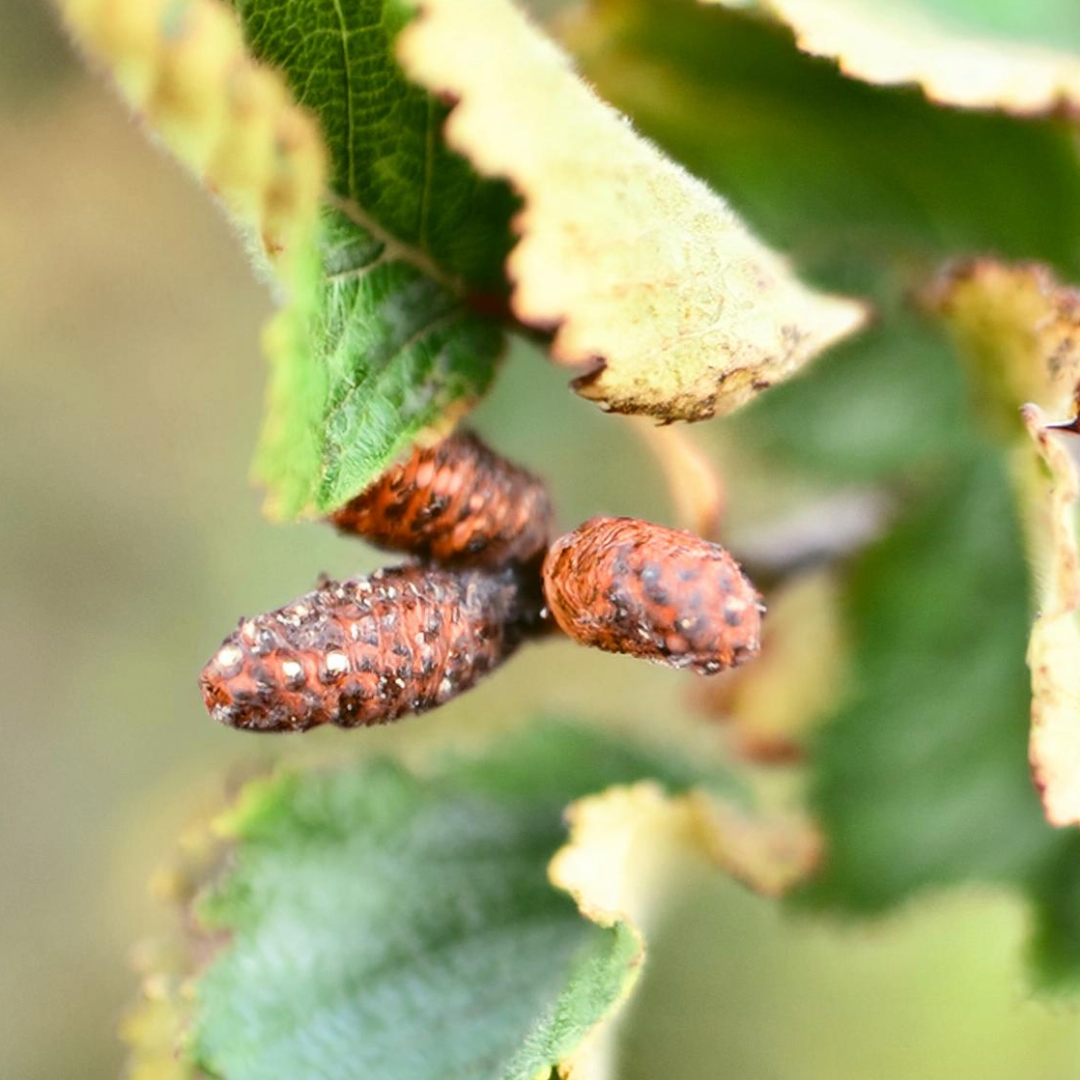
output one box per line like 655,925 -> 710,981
61,0 -> 328,515
1023,406 -> 1080,827
551,783 -> 704,930
121,960 -> 202,1080
930,260 -> 1080,827
398,0 -> 867,422
710,0 -> 1080,114
62,0 -> 325,279
549,781 -> 819,1079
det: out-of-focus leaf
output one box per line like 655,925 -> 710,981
129,720 -> 807,1079
562,0 -> 1080,479
398,0 -> 867,423
559,10 -> 1080,976
192,759 -> 634,1080
925,260 -> 1080,438
60,0 -> 329,515
927,260 -> 1080,827
62,0 -> 512,518
709,0 -> 1080,114
797,451 -> 1080,989
122,944 -> 205,1080
632,421 -> 725,540
123,813 -> 232,1080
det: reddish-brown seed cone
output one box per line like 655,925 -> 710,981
541,517 -> 763,674
328,431 -> 554,567
200,563 -> 545,732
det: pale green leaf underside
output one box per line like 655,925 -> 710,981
194,762 -> 637,1080
186,721 -> 743,1079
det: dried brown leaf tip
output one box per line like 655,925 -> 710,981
200,564 -> 543,732
328,431 -> 554,568
542,517 -> 763,674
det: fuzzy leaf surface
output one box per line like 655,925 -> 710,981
193,758 -> 637,1080
927,260 -> 1080,827
64,0 -> 517,518
709,0 -> 1080,113
128,721 -> 775,1080
398,0 -> 867,422
229,0 -> 520,514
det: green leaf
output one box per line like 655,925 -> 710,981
795,450 -> 1080,989
128,721 -> 748,1080
230,0 -> 516,287
561,0 -> 1080,986
193,760 -> 637,1080
229,0 -> 519,516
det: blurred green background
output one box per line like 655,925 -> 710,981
3,3 -> 1080,1078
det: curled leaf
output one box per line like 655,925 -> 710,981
61,0 -> 326,269
1023,406 -> 1080,827
398,0 -> 867,422
63,0 -> 511,519
925,260 -> 1080,438
551,781 -> 818,931
929,259 -> 1080,827
710,0 -> 1080,114
549,781 -> 818,1079
124,721 -> 758,1080
61,0 -> 329,513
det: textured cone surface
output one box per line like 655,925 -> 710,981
330,432 -> 553,567
543,517 -> 763,674
200,564 -> 536,731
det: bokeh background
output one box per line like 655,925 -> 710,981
3,2 -> 1080,1078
